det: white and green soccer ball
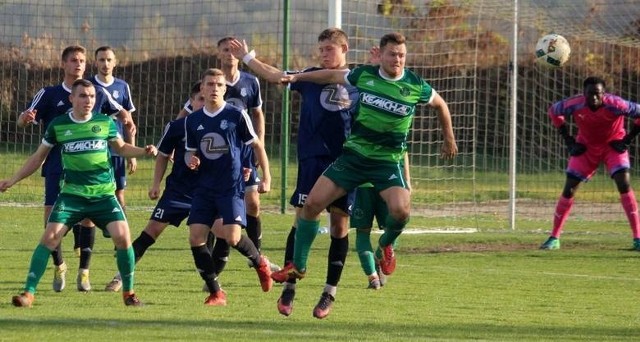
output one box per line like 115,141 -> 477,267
535,33 -> 571,68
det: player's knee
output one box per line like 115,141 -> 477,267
302,198 -> 325,218
111,235 -> 129,249
188,231 -> 207,246
108,225 -> 130,248
245,202 -> 259,216
41,233 -> 60,250
329,225 -> 349,238
612,170 -> 631,193
226,236 -> 241,246
389,208 -> 410,223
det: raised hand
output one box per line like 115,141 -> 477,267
368,46 -> 380,64
229,39 -> 250,60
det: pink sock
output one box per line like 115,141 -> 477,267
620,191 -> 640,239
551,196 -> 574,238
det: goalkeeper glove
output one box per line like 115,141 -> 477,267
609,124 -> 640,153
558,124 -> 586,156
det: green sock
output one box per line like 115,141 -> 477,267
376,216 -> 407,258
116,246 -> 136,292
293,217 -> 319,272
355,230 -> 376,276
24,244 -> 52,293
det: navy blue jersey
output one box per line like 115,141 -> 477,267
225,71 -> 262,168
288,67 -> 358,161
156,117 -> 198,196
91,75 -> 136,112
185,102 -> 257,193
91,75 -> 135,157
28,83 -> 123,176
224,71 -> 262,111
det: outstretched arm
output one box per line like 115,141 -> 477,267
0,143 -> 50,192
282,68 -> 348,85
430,93 -> 458,159
229,39 -> 284,83
109,137 -> 157,158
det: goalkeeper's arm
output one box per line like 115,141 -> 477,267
558,124 -> 586,156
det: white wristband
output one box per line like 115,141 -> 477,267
242,50 -> 256,64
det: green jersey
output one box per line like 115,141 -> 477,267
345,65 -> 434,164
43,112 -> 119,198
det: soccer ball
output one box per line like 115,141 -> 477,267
535,34 -> 571,67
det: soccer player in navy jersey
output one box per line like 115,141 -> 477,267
92,46 -> 137,208
64,46 -> 139,292
184,68 -> 273,306
16,45 -> 136,293
540,76 -> 640,250
103,82 -> 205,292
176,37 -> 279,273
229,28 -> 359,318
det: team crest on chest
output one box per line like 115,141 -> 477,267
112,90 -> 120,99
200,132 -> 229,159
220,120 -> 228,130
91,125 -> 102,133
320,84 -> 353,111
240,88 -> 247,97
399,87 -> 410,97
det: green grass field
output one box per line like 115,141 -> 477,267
1,147 -> 639,340
1,206 -> 639,341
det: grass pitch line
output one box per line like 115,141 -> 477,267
372,228 -> 477,234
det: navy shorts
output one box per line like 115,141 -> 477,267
289,156 -> 355,215
187,188 -> 246,227
44,173 -> 62,206
149,189 -> 192,227
111,156 -> 126,190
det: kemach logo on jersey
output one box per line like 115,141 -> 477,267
63,140 -> 107,153
360,93 -> 411,116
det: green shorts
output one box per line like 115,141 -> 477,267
351,185 -> 389,230
49,193 -> 126,232
323,151 -> 408,193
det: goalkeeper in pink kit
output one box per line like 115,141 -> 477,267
541,76 -> 640,250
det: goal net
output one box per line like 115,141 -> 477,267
1,0 -> 639,230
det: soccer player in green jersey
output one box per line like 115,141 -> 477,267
353,153 -> 410,290
17,45 -> 136,293
272,32 -> 458,317
2,79 -> 157,308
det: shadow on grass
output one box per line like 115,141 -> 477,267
0,317 -> 636,340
